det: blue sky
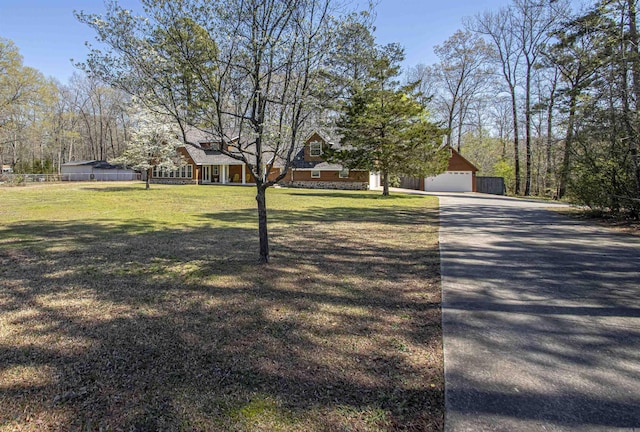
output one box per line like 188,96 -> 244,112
0,0 -> 578,83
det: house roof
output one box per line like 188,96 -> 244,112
289,148 -> 345,170
62,160 -> 100,166
449,147 -> 479,172
182,127 -> 288,168
183,144 -> 288,168
62,160 -> 126,170
304,130 -> 334,145
183,145 -> 245,166
184,127 -> 239,146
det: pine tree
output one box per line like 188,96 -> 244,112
333,44 -> 449,196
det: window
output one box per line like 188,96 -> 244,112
311,170 -> 321,178
339,168 -> 349,178
154,165 -> 193,178
309,141 -> 322,157
212,166 -> 219,176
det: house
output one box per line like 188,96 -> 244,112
61,160 -> 139,181
150,128 -> 282,185
1,164 -> 12,173
151,129 -> 376,190
284,131 -> 373,190
423,147 -> 478,192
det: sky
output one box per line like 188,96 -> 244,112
0,0 -> 580,83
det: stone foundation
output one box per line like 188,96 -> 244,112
285,181 -> 369,190
151,178 -> 199,185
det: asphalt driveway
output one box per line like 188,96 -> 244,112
437,193 -> 640,431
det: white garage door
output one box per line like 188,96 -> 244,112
425,171 -> 473,192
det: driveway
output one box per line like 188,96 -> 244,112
437,193 -> 640,431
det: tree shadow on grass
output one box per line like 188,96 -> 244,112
0,204 -> 443,431
200,206 -> 437,227
80,186 -> 145,193
286,191 -> 420,200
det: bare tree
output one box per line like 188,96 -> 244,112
469,9 -> 524,193
69,75 -> 129,161
512,0 -> 567,195
433,30 -> 494,153
405,63 -> 438,108
0,37 -> 53,172
78,0 -> 351,263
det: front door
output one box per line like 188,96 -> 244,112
202,165 -> 211,183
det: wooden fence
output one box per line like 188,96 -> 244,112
399,176 -> 421,190
476,177 -> 505,195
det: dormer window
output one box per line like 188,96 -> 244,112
309,141 -> 322,157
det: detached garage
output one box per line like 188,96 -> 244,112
425,170 -> 475,192
424,147 -> 478,192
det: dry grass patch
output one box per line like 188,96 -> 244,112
0,183 -> 443,431
555,207 -> 640,236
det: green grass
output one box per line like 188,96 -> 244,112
0,182 -> 444,431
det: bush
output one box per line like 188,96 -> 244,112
569,143 -> 640,218
492,159 -> 515,195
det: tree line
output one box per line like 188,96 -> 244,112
0,37 -> 130,174
3,0 -> 640,218
410,0 -> 640,215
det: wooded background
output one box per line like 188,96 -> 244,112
2,0 -> 639,214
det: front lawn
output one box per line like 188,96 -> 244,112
0,183 -> 443,431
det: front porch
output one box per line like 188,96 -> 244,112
200,164 -> 250,185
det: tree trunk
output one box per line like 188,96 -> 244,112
546,76 -> 557,196
559,92 -> 577,199
510,86 -> 521,195
524,66 -> 532,196
382,170 -> 390,196
446,110 -> 455,148
146,168 -> 151,190
256,186 -> 270,264
12,133 -> 18,168
456,115 -> 463,154
627,0 -> 640,198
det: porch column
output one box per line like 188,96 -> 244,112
221,165 -> 227,184
242,164 -> 246,184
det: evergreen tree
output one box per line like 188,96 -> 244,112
333,44 -> 448,196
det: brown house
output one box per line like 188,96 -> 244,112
150,129 -> 376,189
150,129 -> 281,185
284,131 -> 373,190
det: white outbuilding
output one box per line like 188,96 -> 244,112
61,160 -> 139,181
424,147 -> 478,192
